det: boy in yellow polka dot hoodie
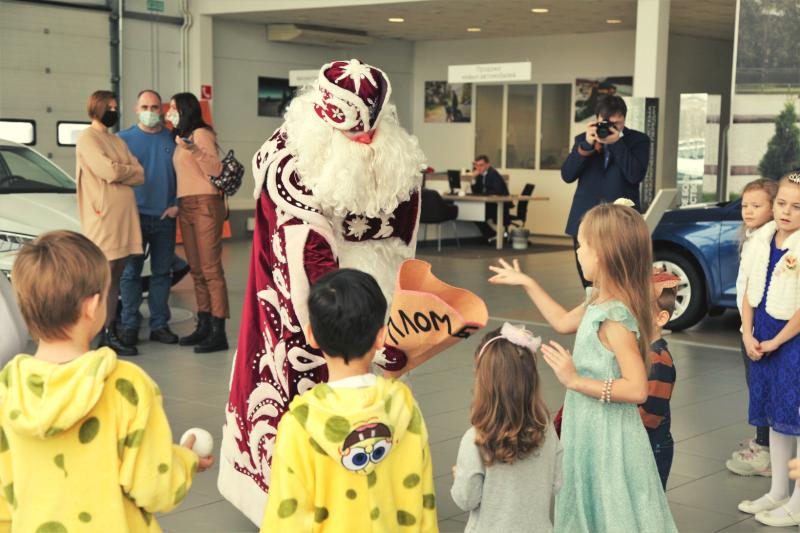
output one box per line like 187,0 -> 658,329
0,231 -> 213,532
261,269 -> 438,533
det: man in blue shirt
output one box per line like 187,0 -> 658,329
118,89 -> 180,346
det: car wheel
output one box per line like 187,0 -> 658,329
653,250 -> 707,331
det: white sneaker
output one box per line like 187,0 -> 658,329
738,495 -> 788,515
733,438 -> 768,458
727,444 -> 771,477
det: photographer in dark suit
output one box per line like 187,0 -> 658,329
561,96 -> 650,286
471,155 -> 511,241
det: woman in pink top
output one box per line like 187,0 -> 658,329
166,93 -> 228,353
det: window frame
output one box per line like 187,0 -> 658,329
0,119 -> 37,146
56,120 -> 92,147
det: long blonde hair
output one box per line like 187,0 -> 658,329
580,203 -> 654,360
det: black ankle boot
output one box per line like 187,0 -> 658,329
194,317 -> 228,353
179,312 -> 211,346
103,327 -> 138,356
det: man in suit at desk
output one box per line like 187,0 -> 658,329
561,96 -> 650,286
471,155 -> 511,241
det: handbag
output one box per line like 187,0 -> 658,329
210,149 -> 244,197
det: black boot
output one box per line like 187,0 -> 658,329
101,326 -> 138,356
179,312 -> 211,346
194,317 -> 228,353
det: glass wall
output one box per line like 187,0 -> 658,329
474,85 -> 503,166
506,85 -> 537,169
473,83 -> 572,170
540,84 -> 572,170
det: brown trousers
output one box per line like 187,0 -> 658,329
178,194 -> 230,319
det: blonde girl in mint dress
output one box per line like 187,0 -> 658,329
489,203 -> 677,533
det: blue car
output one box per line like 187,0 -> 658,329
652,198 -> 742,330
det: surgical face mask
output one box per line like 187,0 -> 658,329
138,110 -> 161,128
165,109 -> 180,126
101,109 -> 119,128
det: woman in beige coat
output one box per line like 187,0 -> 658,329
75,90 -> 144,356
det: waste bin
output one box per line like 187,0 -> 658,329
511,228 -> 530,250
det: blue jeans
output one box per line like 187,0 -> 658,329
120,215 -> 176,330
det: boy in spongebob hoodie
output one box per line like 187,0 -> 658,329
0,230 -> 213,532
261,269 -> 438,532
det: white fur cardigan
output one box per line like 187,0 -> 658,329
743,221 -> 800,320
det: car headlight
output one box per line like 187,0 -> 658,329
0,232 -> 35,253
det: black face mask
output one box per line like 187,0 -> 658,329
101,109 -> 119,128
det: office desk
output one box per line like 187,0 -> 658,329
441,194 -> 549,250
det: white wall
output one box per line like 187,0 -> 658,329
121,19 -> 183,129
212,18 -> 414,209
412,31 -> 636,236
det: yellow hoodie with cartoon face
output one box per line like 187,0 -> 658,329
261,376 -> 438,533
0,348 -> 197,533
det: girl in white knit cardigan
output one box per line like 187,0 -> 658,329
737,172 -> 800,527
726,178 -> 777,478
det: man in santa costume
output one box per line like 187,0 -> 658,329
218,59 -> 426,525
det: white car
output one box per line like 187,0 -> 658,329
0,139 -> 155,286
0,139 -> 81,276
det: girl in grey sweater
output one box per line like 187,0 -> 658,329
451,323 -> 563,533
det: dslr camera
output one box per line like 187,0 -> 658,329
595,120 -> 615,139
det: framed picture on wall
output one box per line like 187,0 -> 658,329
258,77 -> 296,117
424,81 -> 472,123
573,76 -> 633,123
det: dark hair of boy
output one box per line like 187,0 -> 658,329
656,286 -> 677,318
595,95 -> 628,119
308,269 -> 387,363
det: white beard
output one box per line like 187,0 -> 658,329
284,90 -> 426,218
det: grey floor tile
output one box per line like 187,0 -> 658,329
668,470 -> 771,516
158,500 -> 258,532
717,516 -> 794,532
431,436 -> 463,478
434,473 -> 464,520
132,239 -> 779,531
437,518 -> 467,532
668,501 -> 748,533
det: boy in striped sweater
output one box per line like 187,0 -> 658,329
640,272 -> 680,491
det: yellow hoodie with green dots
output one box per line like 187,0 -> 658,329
261,376 -> 438,533
0,348 -> 198,533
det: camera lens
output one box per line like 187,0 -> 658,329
596,122 -> 610,139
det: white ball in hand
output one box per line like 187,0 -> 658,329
181,428 -> 214,458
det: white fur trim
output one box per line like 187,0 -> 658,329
217,454 -> 268,527
745,221 -> 800,319
284,223 -> 338,330
252,129 -> 283,200
335,236 -> 415,306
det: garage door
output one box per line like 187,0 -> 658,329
0,1 -> 110,175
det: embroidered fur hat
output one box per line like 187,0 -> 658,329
313,59 -> 392,133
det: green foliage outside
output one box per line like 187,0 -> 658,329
758,100 -> 800,180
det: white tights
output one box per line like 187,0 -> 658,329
767,429 -> 800,511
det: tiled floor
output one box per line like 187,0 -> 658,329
135,239 -> 788,532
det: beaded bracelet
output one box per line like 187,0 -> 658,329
599,378 -> 614,403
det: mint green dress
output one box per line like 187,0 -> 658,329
554,294 -> 677,533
